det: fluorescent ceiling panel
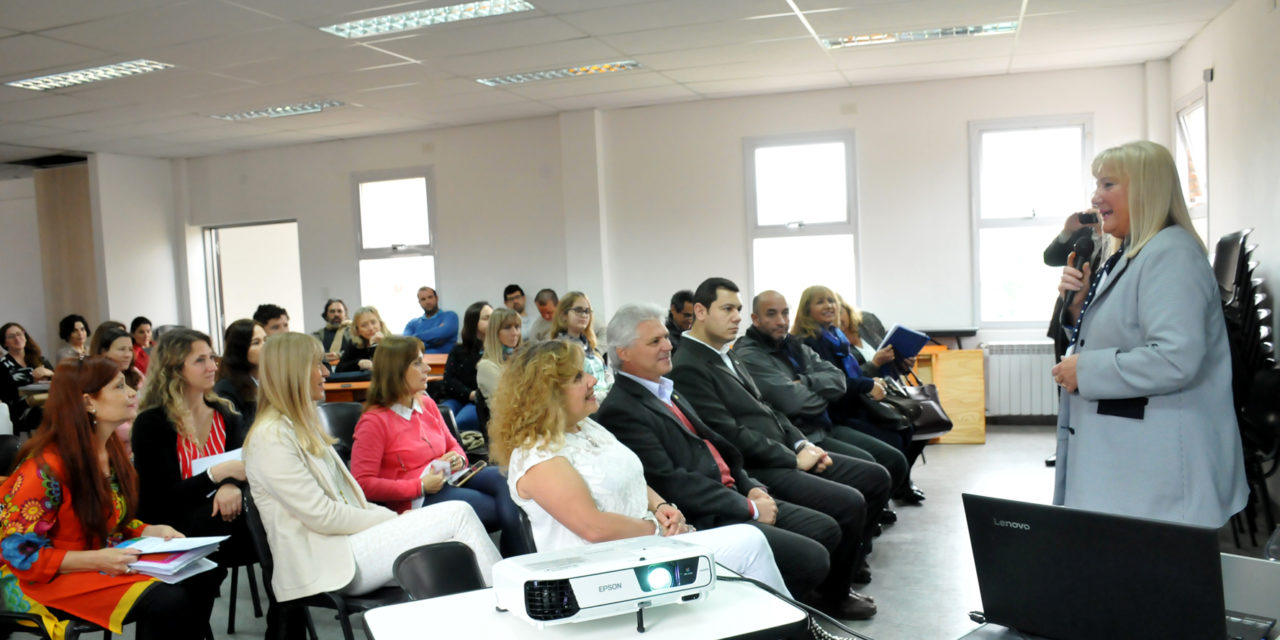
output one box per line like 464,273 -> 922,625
319,0 -> 535,39
823,21 -> 1018,49
476,60 -> 641,86
211,99 -> 344,121
5,59 -> 173,91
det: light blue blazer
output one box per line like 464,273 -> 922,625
1054,225 -> 1248,527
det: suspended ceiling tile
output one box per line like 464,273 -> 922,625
0,0 -> 185,33
663,57 -> 839,83
285,114 -> 434,138
829,35 -> 1017,69
0,94 -> 102,122
433,38 -> 624,78
636,38 -> 821,72
541,83 -> 698,110
0,34 -> 111,77
93,114 -> 227,137
63,69 -> 255,104
367,16 -> 589,60
1010,41 -> 1186,72
684,70 -> 849,98
803,0 -> 1021,34
217,43 -> 405,84
427,101 -> 558,126
41,2 -> 284,53
502,70 -> 674,100
600,16 -> 812,56
557,0 -> 783,36
0,122 -> 77,142
136,23 -> 345,72
841,55 -> 1011,86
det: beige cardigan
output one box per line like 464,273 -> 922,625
245,414 -> 396,601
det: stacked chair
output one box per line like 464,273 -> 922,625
1214,229 -> 1278,546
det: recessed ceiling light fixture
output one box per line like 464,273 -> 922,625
211,99 -> 344,121
320,0 -> 535,39
823,21 -> 1018,49
5,59 -> 173,91
476,60 -> 641,86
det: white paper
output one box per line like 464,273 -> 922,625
118,535 -> 229,554
190,448 -> 243,477
140,557 -> 219,584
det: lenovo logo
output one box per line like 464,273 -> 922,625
993,517 -> 1030,531
598,583 -> 623,592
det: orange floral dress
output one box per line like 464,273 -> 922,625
0,449 -> 154,640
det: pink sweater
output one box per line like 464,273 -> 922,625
349,394 -> 467,513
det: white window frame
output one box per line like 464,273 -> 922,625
351,167 -> 439,303
969,114 -> 1093,328
743,130 -> 860,304
1174,86 -> 1208,237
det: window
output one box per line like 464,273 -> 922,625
1175,91 -> 1208,242
971,117 -> 1092,325
354,170 -> 436,333
745,132 -> 858,313
204,221 -> 306,349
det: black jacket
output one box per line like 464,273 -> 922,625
596,375 -> 762,530
668,337 -> 807,470
335,343 -> 376,373
664,314 -> 685,354
734,327 -> 847,439
441,343 -> 482,404
213,377 -> 256,428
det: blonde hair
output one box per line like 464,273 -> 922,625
489,340 -> 584,466
837,298 -> 862,340
482,308 -> 522,367
139,328 -> 236,442
365,335 -> 424,410
549,292 -> 598,353
1092,140 -> 1205,257
790,285 -> 839,340
245,332 -> 333,456
349,306 -> 391,349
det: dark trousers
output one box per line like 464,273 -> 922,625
751,454 -> 890,594
745,500 -> 840,599
125,568 -> 223,640
818,425 -> 909,493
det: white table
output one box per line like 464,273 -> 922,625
363,577 -> 806,640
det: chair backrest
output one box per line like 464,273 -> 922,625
0,435 -> 17,474
1213,229 -> 1251,302
474,387 -> 491,431
318,402 -> 363,465
392,542 -> 486,600
514,505 -> 537,555
437,405 -> 462,445
240,487 -> 280,605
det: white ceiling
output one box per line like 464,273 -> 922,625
0,0 -> 1232,163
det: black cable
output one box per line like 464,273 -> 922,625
717,575 -> 876,640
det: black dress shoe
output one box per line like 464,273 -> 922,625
894,483 -> 926,504
823,592 -> 877,620
852,561 -> 872,585
1045,454 -> 1057,467
878,508 -> 898,525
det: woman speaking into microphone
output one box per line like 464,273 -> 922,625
1050,140 -> 1247,528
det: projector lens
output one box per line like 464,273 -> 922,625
646,567 -> 673,590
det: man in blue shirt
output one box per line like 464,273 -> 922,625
403,286 -> 458,354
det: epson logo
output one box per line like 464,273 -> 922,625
993,518 -> 1030,531
598,583 -> 624,592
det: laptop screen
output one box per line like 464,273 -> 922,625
962,494 -> 1227,640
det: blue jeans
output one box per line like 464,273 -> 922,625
418,466 -> 524,557
438,399 -> 480,434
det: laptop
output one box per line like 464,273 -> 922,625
962,494 -> 1276,640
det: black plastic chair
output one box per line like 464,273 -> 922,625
437,405 -> 463,445
317,402 -> 363,466
515,505 -> 537,555
241,487 -> 407,640
225,556 -> 264,633
0,434 -> 19,476
0,611 -> 111,639
391,542 -> 486,600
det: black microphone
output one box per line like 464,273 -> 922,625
1061,235 -> 1095,308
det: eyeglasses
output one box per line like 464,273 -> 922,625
570,307 -> 593,316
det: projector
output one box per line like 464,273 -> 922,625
492,536 -> 716,628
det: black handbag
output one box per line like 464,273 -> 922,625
885,375 -> 953,440
856,391 -> 911,431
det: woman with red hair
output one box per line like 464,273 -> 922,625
0,357 -> 216,640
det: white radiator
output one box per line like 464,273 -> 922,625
984,342 -> 1058,416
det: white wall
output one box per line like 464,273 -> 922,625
183,116 -> 567,326
0,177 -> 49,346
89,153 -> 182,326
1171,0 -> 1279,328
599,65 -> 1148,329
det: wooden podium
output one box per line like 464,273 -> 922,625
912,346 -> 986,444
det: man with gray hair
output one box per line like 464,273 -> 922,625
595,303 -> 876,619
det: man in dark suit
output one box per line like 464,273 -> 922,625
596,303 -> 877,619
669,279 -> 892,599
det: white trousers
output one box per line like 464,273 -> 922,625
677,524 -> 791,598
344,501 -> 502,595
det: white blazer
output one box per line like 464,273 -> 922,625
1054,225 -> 1248,527
245,414 -> 396,601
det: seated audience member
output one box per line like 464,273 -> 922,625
253,304 -> 290,335
595,303 -> 874,618
550,291 -> 614,403
490,340 -> 789,593
351,336 -> 523,556
669,278 -> 891,595
440,301 -> 490,434
55,314 -> 91,363
838,298 -> 927,502
132,329 -> 255,583
735,291 -> 910,513
793,286 -> 923,502
502,284 -> 537,339
0,356 -> 215,639
529,288 -> 558,341
403,287 -> 459,355
665,289 -> 695,353
130,317 -> 153,374
336,306 -> 390,373
476,308 -> 522,406
312,298 -> 352,360
3,322 -> 54,384
244,333 -> 501,606
90,324 -> 145,391
215,319 -> 265,427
